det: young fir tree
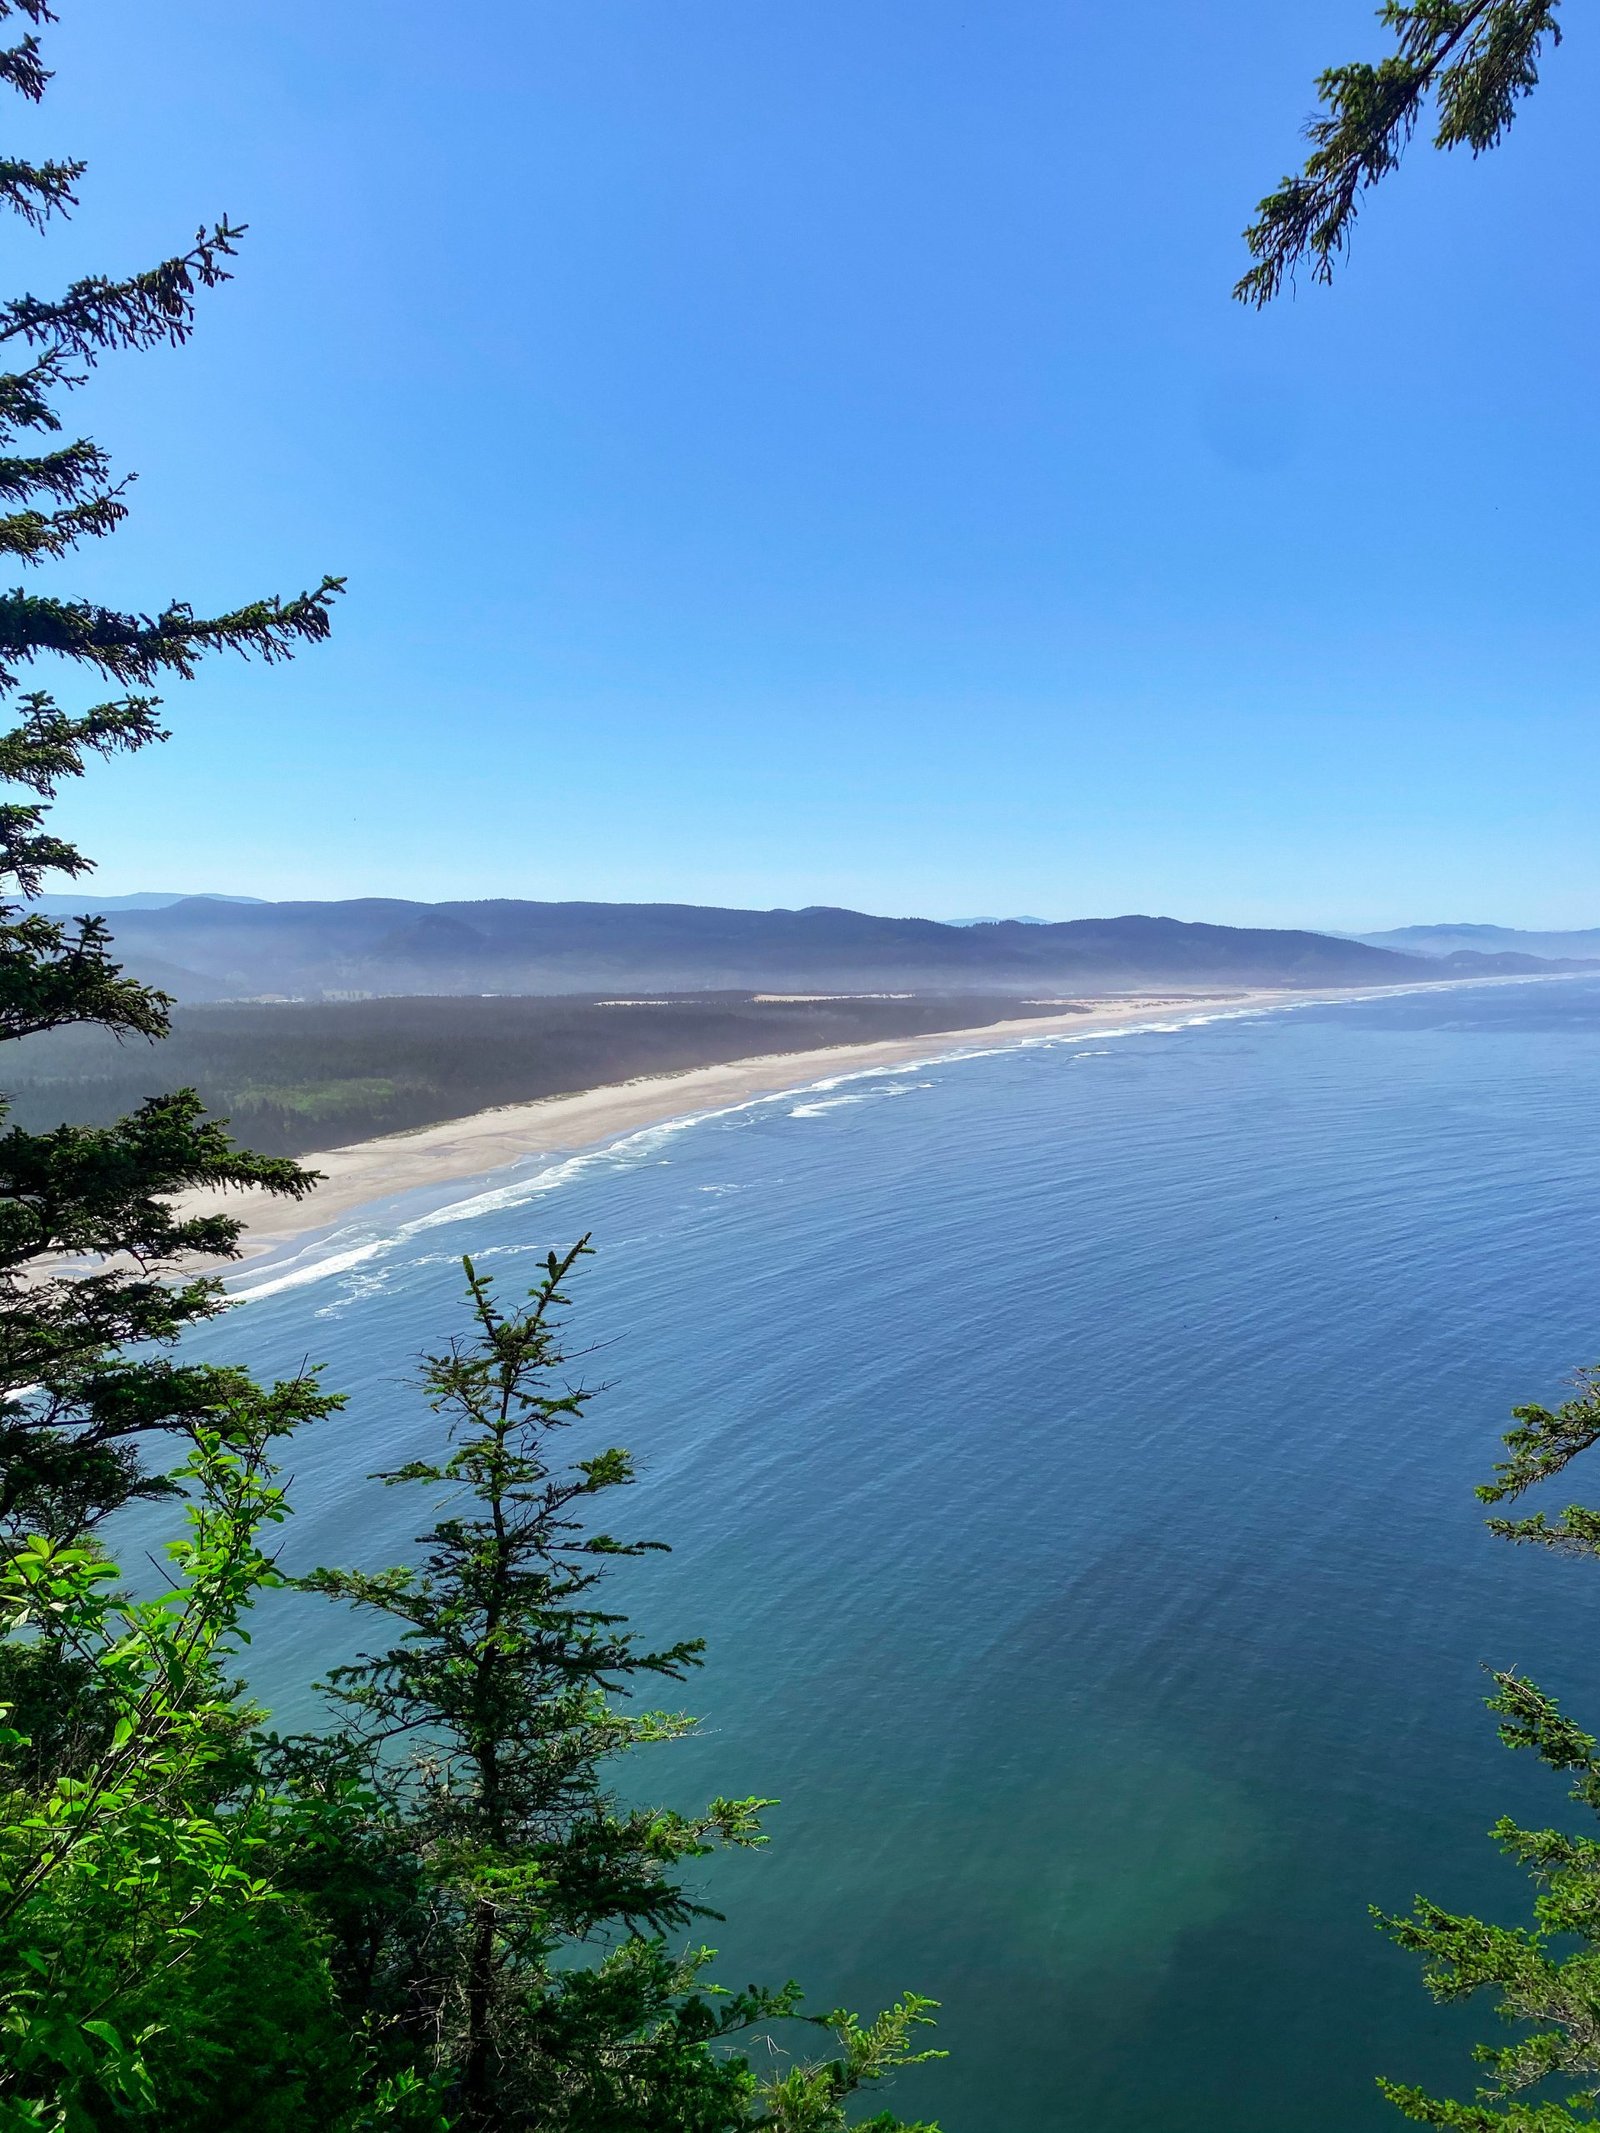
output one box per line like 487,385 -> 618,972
1236,1 -> 1564,306
291,1243 -> 943,2133
0,0 -> 340,1559
1376,1370 -> 1600,2128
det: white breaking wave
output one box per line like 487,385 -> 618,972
228,973 -> 1581,1306
789,1079 -> 931,1119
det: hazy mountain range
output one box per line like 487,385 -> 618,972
1350,923 -> 1600,961
24,896 -> 1600,1002
29,892 -> 267,913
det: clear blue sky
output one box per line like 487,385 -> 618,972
23,0 -> 1600,927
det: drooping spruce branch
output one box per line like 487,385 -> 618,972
0,148 -> 79,231
1,219 -> 247,361
1378,1673 -> 1600,2126
0,439 -> 110,502
1375,1373 -> 1600,2124
0,1092 -> 317,1269
0,4 -> 65,79
1237,1 -> 1563,305
0,444 -> 126,565
0,579 -> 344,686
0,355 -> 77,440
0,483 -> 125,560
0,691 -> 164,899
1475,1367 -> 1600,1557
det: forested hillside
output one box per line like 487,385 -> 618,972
71,895 -> 1446,1000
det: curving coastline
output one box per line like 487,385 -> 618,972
172,984 -> 1422,1276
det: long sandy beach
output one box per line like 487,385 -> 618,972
171,986 -> 1378,1273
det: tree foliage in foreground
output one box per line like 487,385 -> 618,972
1377,1371 -> 1600,2128
0,0 -> 340,1557
280,1245 -> 942,2130
1,1251 -> 943,2129
1237,1 -> 1565,305
1242,8 -> 1600,2126
0,6 -> 944,2124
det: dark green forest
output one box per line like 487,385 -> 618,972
2,991 -> 1076,1154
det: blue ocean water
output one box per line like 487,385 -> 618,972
179,978 -> 1600,2129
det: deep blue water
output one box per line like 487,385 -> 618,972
173,978 -> 1600,2129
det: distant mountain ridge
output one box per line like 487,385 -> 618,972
28,891 -> 267,914
1354,922 -> 1600,961
34,894 -> 1597,1003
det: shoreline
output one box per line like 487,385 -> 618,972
176,984 -> 1397,1277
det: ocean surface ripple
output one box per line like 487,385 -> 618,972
176,978 -> 1600,2130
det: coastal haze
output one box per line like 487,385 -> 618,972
13,893 -> 1598,1167
29,893 -> 1600,1001
1351,922 -> 1600,961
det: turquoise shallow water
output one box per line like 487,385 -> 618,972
176,978 -> 1600,2129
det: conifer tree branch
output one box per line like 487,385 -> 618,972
0,437 -> 112,502
0,29 -> 50,107
0,911 -> 170,1041
0,5 -> 82,229
1471,1369 -> 1600,1556
0,151 -> 81,229
1378,1367 -> 1600,2122
1237,1 -> 1563,305
0,482 -> 128,561
0,692 -> 168,796
0,357 -> 72,440
0,221 -> 246,360
0,575 -> 343,684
